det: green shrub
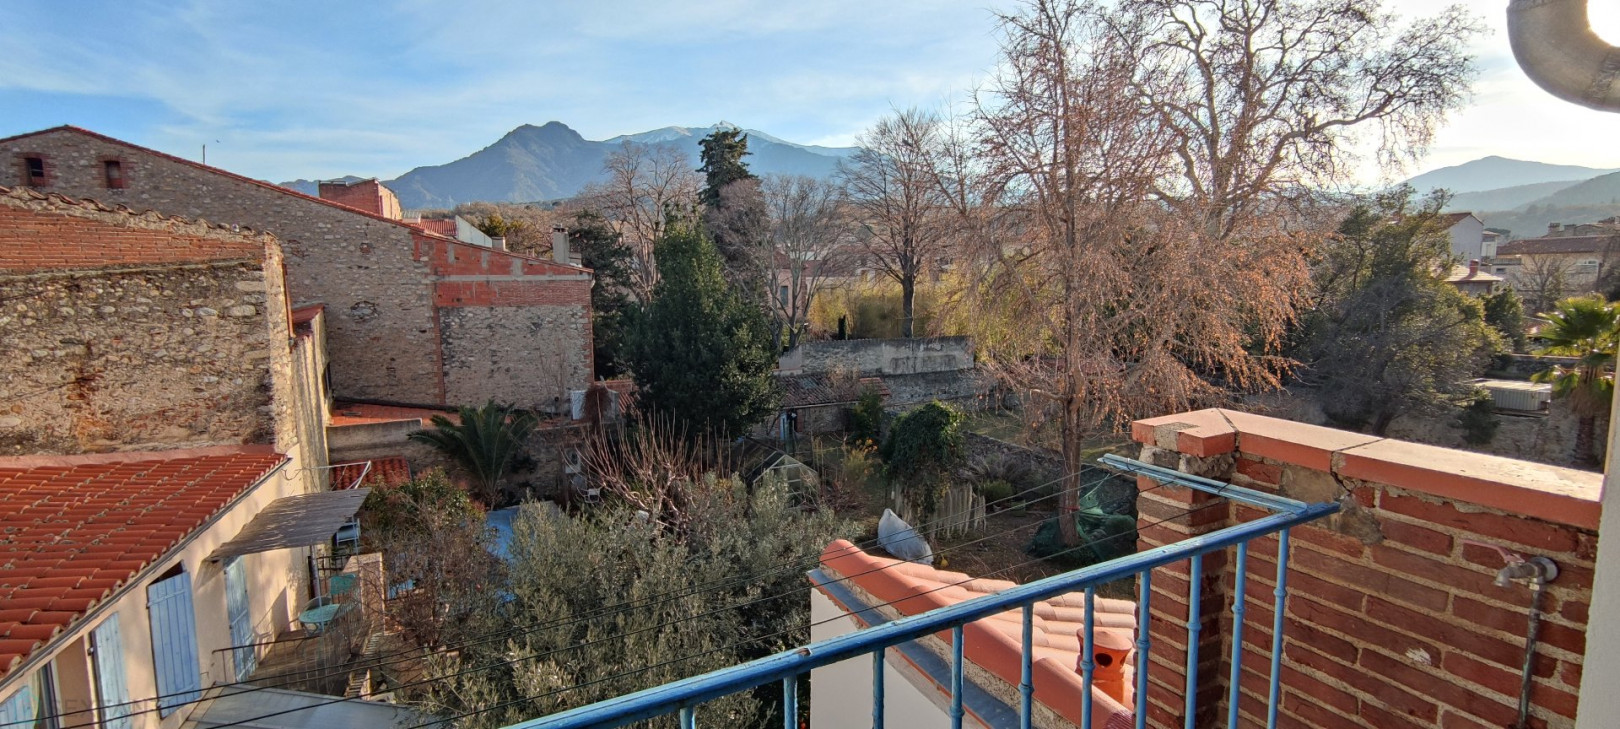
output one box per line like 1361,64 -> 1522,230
881,402 -> 965,518
977,479 -> 1015,506
849,387 -> 885,447
1458,389 -> 1500,445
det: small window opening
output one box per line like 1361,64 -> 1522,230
103,159 -> 125,189
23,156 -> 45,185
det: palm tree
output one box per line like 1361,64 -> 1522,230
1533,295 -> 1620,467
408,401 -> 538,505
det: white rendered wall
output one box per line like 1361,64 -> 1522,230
1576,387 -> 1620,726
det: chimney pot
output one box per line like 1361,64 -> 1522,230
1469,259 -> 1479,276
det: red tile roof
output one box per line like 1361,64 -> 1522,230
818,540 -> 1135,728
330,457 -> 411,489
415,218 -> 458,237
329,401 -> 457,427
1497,235 -> 1618,256
0,447 -> 287,678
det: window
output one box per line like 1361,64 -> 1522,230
89,616 -> 132,729
22,156 -> 45,186
102,160 -> 125,189
147,570 -> 202,716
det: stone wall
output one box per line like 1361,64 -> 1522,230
0,128 -> 592,407
438,298 -> 591,413
782,336 -> 975,376
1,261 -> 280,454
1132,409 -> 1599,729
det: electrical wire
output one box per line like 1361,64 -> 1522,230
196,477 -> 1193,729
26,467 -> 1091,725
414,495 -> 1228,729
18,466 -> 1127,729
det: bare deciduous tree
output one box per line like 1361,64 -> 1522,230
1516,254 -> 1574,315
1121,0 -> 1483,239
963,0 -> 1475,545
839,109 -> 950,338
579,142 -> 701,301
757,175 -> 854,349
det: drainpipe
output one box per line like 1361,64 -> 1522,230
1508,0 -> 1620,111
1469,540 -> 1560,729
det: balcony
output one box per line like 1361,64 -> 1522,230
487,409 -> 1598,729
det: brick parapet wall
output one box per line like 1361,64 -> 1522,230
1131,409 -> 1600,729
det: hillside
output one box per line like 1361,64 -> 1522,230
1404,155 -> 1616,195
381,122 -> 857,208
1523,170 -> 1620,208
1445,181 -> 1579,213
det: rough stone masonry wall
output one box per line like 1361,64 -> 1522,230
1132,410 -> 1598,729
786,336 -> 975,376
0,130 -> 445,403
439,304 -> 591,412
0,261 -> 278,454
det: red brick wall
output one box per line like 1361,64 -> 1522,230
0,194 -> 264,272
317,179 -> 400,219
1133,410 -> 1598,729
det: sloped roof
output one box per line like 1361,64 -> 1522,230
0,447 -> 287,678
330,457 -> 412,489
1445,264 -> 1504,284
780,374 -> 888,409
1498,235 -> 1617,256
817,539 -> 1135,729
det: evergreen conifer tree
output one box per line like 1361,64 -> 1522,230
625,218 -> 780,435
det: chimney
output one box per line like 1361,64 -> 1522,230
1469,259 -> 1480,276
490,236 -> 507,252
551,226 -> 570,265
1549,222 -> 1563,234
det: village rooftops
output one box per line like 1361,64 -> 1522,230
815,539 -> 1136,728
0,446 -> 288,678
1497,235 -> 1618,256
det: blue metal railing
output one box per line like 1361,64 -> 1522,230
501,455 -> 1338,729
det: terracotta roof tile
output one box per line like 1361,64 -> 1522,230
818,540 -> 1135,728
0,447 -> 286,679
330,457 -> 412,489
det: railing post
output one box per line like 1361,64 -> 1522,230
1020,603 -> 1034,729
1184,556 -> 1202,729
679,705 -> 695,729
872,647 -> 885,729
1135,570 -> 1151,729
1266,529 -> 1291,729
783,676 -> 796,729
1081,587 -> 1096,729
950,624 -> 965,729
1226,541 -> 1248,728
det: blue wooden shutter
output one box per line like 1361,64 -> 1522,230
146,572 -> 202,716
0,684 -> 36,727
90,615 -> 133,729
224,557 -> 256,681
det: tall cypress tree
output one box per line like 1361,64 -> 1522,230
698,129 -> 768,295
625,218 -> 780,435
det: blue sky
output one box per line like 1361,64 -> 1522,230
3,1 -> 1619,185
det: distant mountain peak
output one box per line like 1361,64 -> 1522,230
378,121 -> 860,208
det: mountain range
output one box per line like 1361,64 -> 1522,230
277,126 -> 1620,240
1403,157 -> 1620,238
281,122 -> 857,209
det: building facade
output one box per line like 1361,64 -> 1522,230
0,127 -> 593,412
0,186 -> 336,728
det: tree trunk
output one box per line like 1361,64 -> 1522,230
901,275 -> 916,338
1576,415 -> 1597,467
1370,409 -> 1397,438
1059,400 -> 1082,546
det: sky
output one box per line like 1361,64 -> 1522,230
2,1 -> 1619,185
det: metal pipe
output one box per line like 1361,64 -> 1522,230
950,624 -> 965,729
1020,604 -> 1034,729
872,648 -> 885,729
1082,587 -> 1096,729
1517,583 -> 1546,729
1508,0 -> 1620,111
1184,555 -> 1203,729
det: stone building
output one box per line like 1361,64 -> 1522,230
0,185 -> 352,728
0,126 -> 593,412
